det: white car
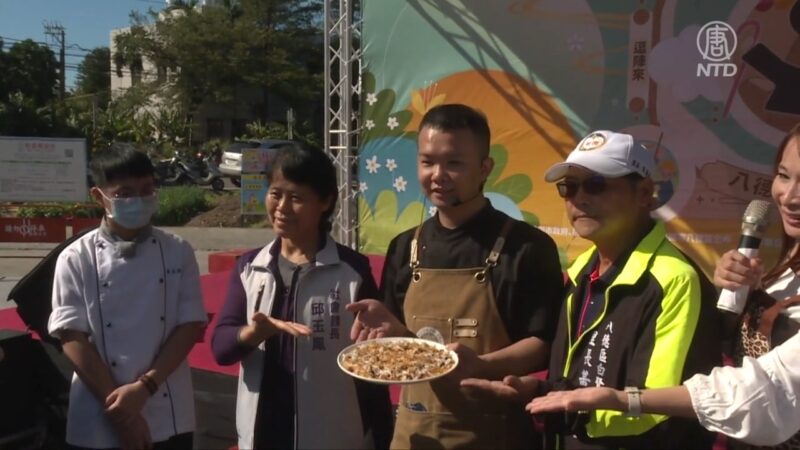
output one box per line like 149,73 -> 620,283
219,139 -> 297,186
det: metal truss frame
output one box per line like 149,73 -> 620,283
323,0 -> 362,248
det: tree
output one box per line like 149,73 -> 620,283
150,107 -> 190,148
3,39 -> 58,106
0,39 -> 66,136
0,38 -> 7,101
113,0 -> 323,121
75,47 -> 111,107
0,92 -> 52,135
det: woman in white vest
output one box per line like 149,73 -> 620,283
211,145 -> 393,449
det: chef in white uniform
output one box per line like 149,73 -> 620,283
48,147 -> 207,450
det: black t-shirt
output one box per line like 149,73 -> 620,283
380,203 -> 565,342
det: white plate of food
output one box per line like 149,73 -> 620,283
337,337 -> 459,385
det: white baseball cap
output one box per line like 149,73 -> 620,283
544,130 -> 655,182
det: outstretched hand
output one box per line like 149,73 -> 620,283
446,343 -> 487,381
346,299 -> 408,341
525,387 -> 621,415
460,375 -> 538,403
239,312 -> 312,346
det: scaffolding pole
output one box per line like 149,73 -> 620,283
324,0 -> 361,249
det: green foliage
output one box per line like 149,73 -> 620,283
1,2 -> 324,149
0,39 -> 76,137
18,203 -> 103,218
0,92 -> 52,136
150,107 -> 191,147
75,47 -> 111,107
242,120 -> 289,140
14,187 -> 211,226
113,0 -> 323,115
240,119 -> 322,149
202,138 -> 226,153
152,186 -> 210,226
2,39 -> 58,106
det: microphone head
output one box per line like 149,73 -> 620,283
741,199 -> 772,237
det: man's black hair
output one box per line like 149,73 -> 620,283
89,145 -> 154,188
419,103 -> 491,158
267,145 -> 338,232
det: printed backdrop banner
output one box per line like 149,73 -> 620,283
358,0 -> 799,272
0,137 -> 87,203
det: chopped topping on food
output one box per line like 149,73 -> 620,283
340,340 -> 456,382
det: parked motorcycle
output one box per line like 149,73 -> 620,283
154,152 -> 225,192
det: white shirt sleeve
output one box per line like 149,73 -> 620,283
685,331 -> 800,446
176,240 -> 207,325
48,249 -> 90,338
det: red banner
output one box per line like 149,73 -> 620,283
0,218 -> 67,243
69,217 -> 101,235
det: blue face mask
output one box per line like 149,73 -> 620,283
101,193 -> 159,229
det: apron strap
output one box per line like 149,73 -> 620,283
410,217 -> 515,282
486,219 -> 514,266
410,224 -> 424,270
476,219 -> 515,283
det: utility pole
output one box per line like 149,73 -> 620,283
43,21 -> 66,101
287,108 -> 294,140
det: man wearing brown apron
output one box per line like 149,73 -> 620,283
348,104 -> 564,449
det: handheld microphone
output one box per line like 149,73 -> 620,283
717,199 -> 773,314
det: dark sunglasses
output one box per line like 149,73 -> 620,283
556,175 -> 608,198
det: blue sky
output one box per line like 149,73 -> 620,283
0,0 -> 162,89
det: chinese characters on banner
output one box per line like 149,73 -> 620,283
0,137 -> 87,202
0,218 -> 67,243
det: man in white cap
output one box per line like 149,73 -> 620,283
462,130 -> 722,449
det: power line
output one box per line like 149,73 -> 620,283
1,35 -> 102,54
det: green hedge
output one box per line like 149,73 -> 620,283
17,203 -> 103,218
15,186 -> 210,226
152,186 -> 210,226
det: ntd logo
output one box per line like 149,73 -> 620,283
696,21 -> 738,77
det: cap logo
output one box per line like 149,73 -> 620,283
578,132 -> 606,151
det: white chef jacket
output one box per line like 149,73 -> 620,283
686,323 -> 800,445
48,227 -> 207,448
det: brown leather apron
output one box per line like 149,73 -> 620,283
391,219 -> 537,449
